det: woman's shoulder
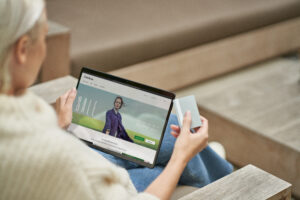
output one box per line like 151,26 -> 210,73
106,109 -> 114,114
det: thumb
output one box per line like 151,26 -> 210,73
182,110 -> 192,132
66,88 -> 77,108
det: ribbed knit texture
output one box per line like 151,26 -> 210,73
0,92 -> 158,200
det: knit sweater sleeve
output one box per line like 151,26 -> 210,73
0,92 -> 159,200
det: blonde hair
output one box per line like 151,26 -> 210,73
0,0 -> 45,93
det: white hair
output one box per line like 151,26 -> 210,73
0,0 -> 45,92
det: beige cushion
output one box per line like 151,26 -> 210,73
46,0 -> 300,77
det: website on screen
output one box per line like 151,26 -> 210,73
68,73 -> 172,164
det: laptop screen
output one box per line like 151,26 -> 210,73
68,68 -> 174,168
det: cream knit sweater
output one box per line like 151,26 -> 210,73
0,92 -> 158,200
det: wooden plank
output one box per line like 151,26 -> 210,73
30,75 -> 77,105
176,58 -> 300,197
179,165 -> 291,200
40,21 -> 70,82
110,17 -> 300,91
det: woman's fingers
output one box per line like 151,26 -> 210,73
182,111 -> 192,133
65,88 -> 77,108
55,88 -> 77,129
200,115 -> 207,122
170,125 -> 180,138
171,111 -> 192,137
61,89 -> 71,100
56,89 -> 72,109
171,131 -> 179,138
194,116 -> 209,148
196,116 -> 208,134
170,124 -> 180,131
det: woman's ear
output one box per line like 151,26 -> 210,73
14,35 -> 30,65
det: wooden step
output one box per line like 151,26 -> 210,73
176,58 -> 300,197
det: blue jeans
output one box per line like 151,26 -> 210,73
93,114 -> 233,192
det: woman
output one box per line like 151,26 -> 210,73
102,96 -> 133,142
0,0 -> 232,199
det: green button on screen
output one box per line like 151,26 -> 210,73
134,135 -> 144,141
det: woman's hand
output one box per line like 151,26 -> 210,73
170,111 -> 208,164
145,112 -> 208,200
55,88 -> 77,129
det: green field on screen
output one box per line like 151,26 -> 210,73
72,112 -> 159,150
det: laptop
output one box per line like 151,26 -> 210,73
68,67 -> 175,168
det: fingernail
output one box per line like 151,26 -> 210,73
184,110 -> 190,116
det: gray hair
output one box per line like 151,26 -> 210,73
0,0 -> 45,92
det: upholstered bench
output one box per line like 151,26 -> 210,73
46,0 -> 300,91
176,57 -> 300,198
41,21 -> 70,82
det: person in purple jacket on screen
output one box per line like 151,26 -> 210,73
102,96 -> 134,142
